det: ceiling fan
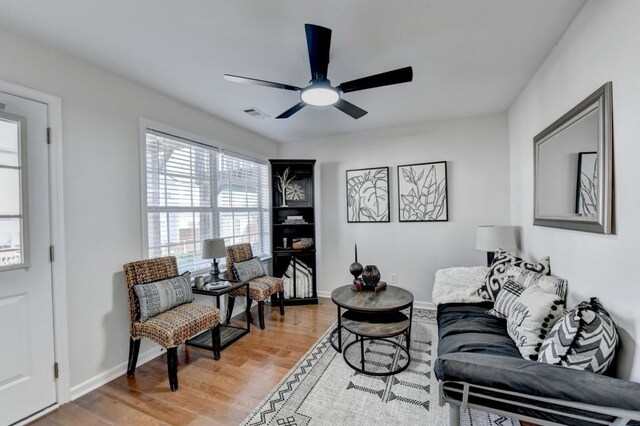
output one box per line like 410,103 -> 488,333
224,23 -> 413,119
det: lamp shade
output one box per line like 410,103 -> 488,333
202,238 -> 226,259
476,226 -> 518,252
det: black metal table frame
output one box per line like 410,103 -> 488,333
186,280 -> 250,351
330,301 -> 413,376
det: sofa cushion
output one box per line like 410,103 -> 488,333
434,352 -> 640,414
477,250 -> 550,301
539,298 -> 618,374
437,303 -> 521,359
133,272 -> 193,322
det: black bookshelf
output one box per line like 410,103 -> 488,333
270,159 -> 318,305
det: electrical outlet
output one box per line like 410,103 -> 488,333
390,273 -> 398,284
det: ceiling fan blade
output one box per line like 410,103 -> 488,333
276,102 -> 306,119
334,99 -> 368,119
224,74 -> 300,91
305,24 -> 332,81
337,66 -> 413,93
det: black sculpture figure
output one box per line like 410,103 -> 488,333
349,244 -> 363,284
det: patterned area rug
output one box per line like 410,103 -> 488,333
241,309 -> 519,426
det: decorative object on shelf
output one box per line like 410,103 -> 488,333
475,225 -> 519,266
362,265 -> 381,290
349,244 -> 363,285
283,237 -> 288,249
286,180 -> 306,201
575,151 -> 598,217
292,238 -> 314,250
283,257 -> 314,299
284,215 -> 308,224
398,161 -> 448,222
346,167 -> 390,223
202,238 -> 226,281
274,167 -> 295,207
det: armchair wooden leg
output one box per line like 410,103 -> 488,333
258,301 -> 265,330
127,338 -> 141,376
279,290 -> 285,316
247,300 -> 254,323
226,296 -> 235,324
212,324 -> 221,360
167,347 -> 178,392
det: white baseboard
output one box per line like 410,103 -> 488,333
317,290 -> 436,310
69,346 -> 164,401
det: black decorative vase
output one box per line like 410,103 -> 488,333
362,265 -> 381,291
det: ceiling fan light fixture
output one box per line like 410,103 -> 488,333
301,86 -> 339,106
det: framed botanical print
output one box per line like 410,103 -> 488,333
398,161 -> 448,222
346,167 -> 390,223
575,151 -> 597,217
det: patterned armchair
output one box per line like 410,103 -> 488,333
226,243 -> 285,329
123,256 -> 221,391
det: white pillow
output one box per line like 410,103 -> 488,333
493,280 -> 565,360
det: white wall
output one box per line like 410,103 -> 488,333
280,113 -> 510,306
0,28 -> 279,394
508,0 -> 640,381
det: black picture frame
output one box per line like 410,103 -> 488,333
285,178 -> 313,207
397,161 -> 448,222
346,166 -> 390,223
574,151 -> 598,216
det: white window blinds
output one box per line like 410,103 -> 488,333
144,129 -> 270,273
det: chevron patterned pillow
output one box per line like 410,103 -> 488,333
539,298 -> 618,374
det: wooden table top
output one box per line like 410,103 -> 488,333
330,284 -> 414,312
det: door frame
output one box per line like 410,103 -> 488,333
0,80 -> 71,409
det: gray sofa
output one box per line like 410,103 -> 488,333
434,302 -> 640,426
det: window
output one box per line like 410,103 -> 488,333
0,112 -> 28,270
143,128 -> 270,273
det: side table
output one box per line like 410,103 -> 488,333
187,280 -> 250,351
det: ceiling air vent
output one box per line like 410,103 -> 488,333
241,107 -> 269,120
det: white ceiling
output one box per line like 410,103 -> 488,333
0,0 -> 585,143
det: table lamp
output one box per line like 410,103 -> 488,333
202,238 -> 226,281
476,226 -> 519,266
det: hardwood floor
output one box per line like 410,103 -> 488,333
32,298 -> 336,426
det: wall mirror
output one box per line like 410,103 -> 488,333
534,82 -> 614,234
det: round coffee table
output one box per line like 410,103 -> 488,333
330,285 -> 414,376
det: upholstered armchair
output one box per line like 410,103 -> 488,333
123,256 -> 221,391
225,243 -> 285,329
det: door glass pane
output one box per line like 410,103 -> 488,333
0,218 -> 22,267
0,168 -> 20,215
0,119 -> 19,167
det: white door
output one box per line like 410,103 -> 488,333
0,92 -> 56,425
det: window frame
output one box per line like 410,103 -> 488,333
0,111 -> 29,272
139,118 -> 271,275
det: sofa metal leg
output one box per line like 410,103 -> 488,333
279,291 -> 285,316
212,324 -> 221,360
258,301 -> 265,329
226,296 -> 235,324
167,347 -> 178,392
127,338 -> 141,376
449,403 -> 461,426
